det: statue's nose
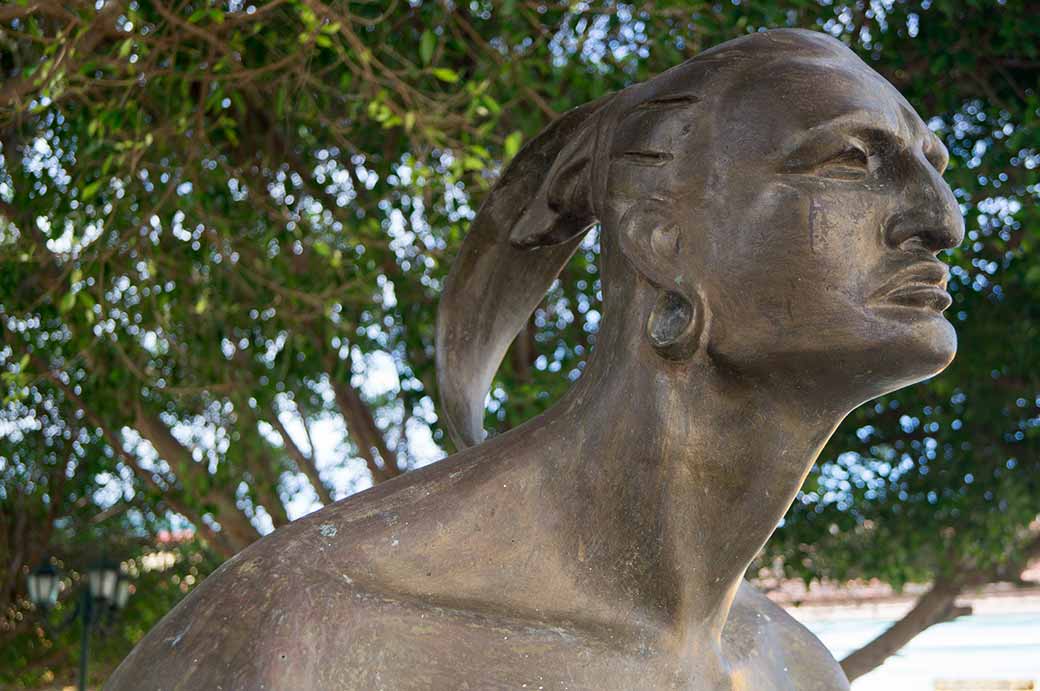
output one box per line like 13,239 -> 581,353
883,153 -> 965,253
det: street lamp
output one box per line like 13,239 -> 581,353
86,560 -> 120,603
26,562 -> 61,610
26,558 -> 134,691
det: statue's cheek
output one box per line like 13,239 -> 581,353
736,181 -> 818,258
764,180 -> 884,252
734,182 -> 883,310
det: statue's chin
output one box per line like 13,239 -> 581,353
924,317 -> 958,370
867,309 -> 958,395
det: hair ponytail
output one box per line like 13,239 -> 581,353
435,95 -> 614,449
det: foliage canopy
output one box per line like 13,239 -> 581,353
0,0 -> 1037,685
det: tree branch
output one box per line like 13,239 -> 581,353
133,401 -> 261,550
267,406 -> 336,506
0,0 -> 125,111
840,575 -> 964,680
840,528 -> 1040,680
232,406 -> 292,529
324,351 -> 401,483
23,352 -> 241,558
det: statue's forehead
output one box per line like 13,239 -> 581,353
718,58 -> 926,151
609,55 -> 929,169
604,46 -> 938,206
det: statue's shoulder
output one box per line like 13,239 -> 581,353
106,446 -> 531,689
724,581 -> 851,690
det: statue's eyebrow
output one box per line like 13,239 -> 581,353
776,110 -> 905,161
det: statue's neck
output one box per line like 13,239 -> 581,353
550,349 -> 846,648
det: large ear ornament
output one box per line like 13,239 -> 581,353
436,95 -> 613,450
646,290 -> 706,361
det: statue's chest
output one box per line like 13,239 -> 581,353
293,602 -> 787,691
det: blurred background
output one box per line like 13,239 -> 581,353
0,0 -> 1037,688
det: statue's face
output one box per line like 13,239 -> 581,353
693,54 -> 963,401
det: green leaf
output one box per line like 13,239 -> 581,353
504,131 -> 523,159
298,6 -> 317,28
420,30 -> 436,65
81,179 -> 102,201
432,68 -> 459,84
59,291 -> 76,313
79,291 -> 95,309
482,94 -> 502,115
275,86 -> 287,117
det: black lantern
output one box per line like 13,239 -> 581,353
26,557 -> 134,691
27,562 -> 62,610
86,560 -> 120,603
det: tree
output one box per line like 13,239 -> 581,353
0,0 -> 1037,685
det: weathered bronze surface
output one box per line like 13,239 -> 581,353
108,29 -> 963,690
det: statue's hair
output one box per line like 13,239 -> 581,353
435,94 -> 613,449
435,29 -> 852,449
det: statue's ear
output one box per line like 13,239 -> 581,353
509,121 -> 598,249
617,199 -> 707,360
616,199 -> 687,296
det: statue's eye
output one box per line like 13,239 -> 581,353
816,146 -> 869,180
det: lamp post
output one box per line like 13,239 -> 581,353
26,559 -> 133,691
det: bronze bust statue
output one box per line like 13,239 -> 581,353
108,29 -> 962,690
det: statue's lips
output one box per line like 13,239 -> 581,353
870,260 -> 952,312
